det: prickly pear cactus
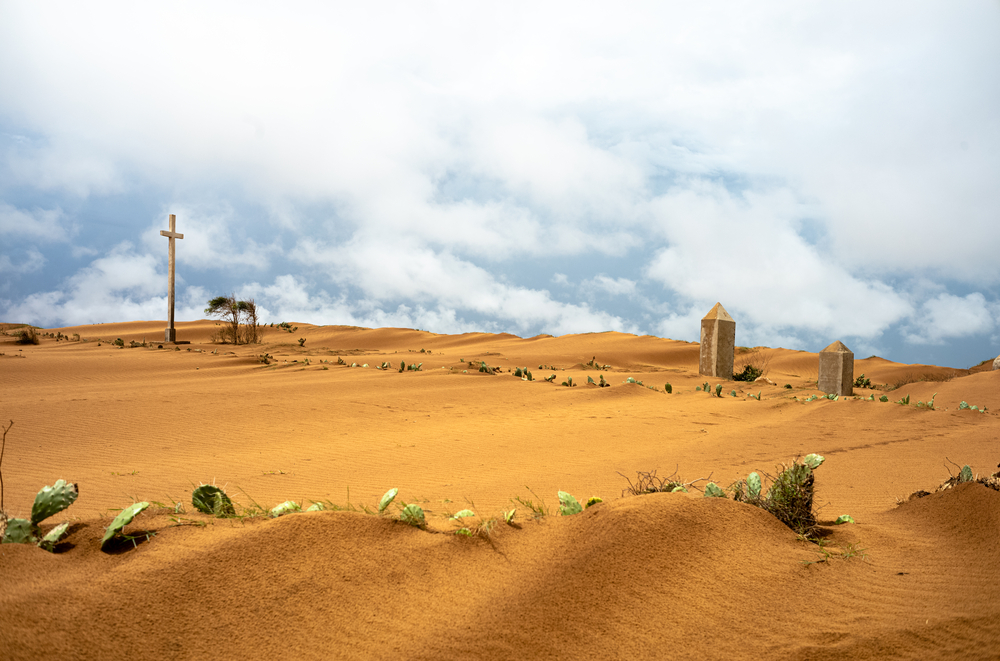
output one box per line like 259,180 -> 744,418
378,488 -> 398,514
703,483 -> 726,498
1,517 -> 36,545
959,465 -> 974,483
803,454 -> 825,470
558,491 -> 582,515
305,502 -> 326,512
747,472 -> 762,499
191,485 -> 235,517
270,501 -> 301,517
585,496 -> 603,508
37,522 -> 70,552
31,480 -> 79,525
400,503 -> 425,527
101,502 -> 150,551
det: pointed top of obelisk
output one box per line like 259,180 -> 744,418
702,302 -> 733,322
821,340 -> 852,354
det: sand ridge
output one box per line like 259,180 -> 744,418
1,321 -> 998,659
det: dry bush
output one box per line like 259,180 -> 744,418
15,327 -> 39,345
733,346 -> 771,381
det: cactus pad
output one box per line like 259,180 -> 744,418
558,491 -> 582,515
703,483 -> 727,498
959,465 -> 974,483
400,504 -> 425,527
270,501 -> 301,517
191,485 -> 235,517
378,488 -> 398,514
747,472 -> 762,499
31,480 -> 79,525
37,522 -> 70,552
101,502 -> 150,551
2,517 -> 36,545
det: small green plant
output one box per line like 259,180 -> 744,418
1,478 -> 79,552
702,381 -> 710,392
916,393 -> 937,409
624,377 -> 643,385
113,337 -> 125,347
407,363 -> 423,371
731,454 -> 824,536
784,384 -> 792,389
714,384 -> 723,398
665,383 -> 672,394
749,391 -> 762,401
853,374 -> 872,389
841,542 -> 867,560
958,401 -> 987,413
730,389 -> 737,397
101,501 -> 151,551
896,394 -> 910,405
558,491 -> 582,515
191,484 -> 236,517
297,338 -> 306,347
270,501 -> 301,517
703,482 -> 726,498
544,374 -> 557,382
513,487 -> 549,519
561,377 -> 575,387
732,364 -> 762,381
378,488 -> 398,515
833,514 -> 855,524
399,503 -> 426,527
599,374 -> 608,387
879,395 -> 889,402
503,509 -> 516,524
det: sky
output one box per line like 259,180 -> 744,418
1,2 -> 999,368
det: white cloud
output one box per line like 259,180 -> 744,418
644,181 -> 914,340
581,275 -> 637,298
0,202 -> 71,242
2,243 -> 164,326
0,248 -> 45,276
0,2 -> 998,366
903,293 -> 997,345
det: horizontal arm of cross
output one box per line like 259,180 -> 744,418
160,230 -> 184,239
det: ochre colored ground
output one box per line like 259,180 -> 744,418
1,320 -> 998,659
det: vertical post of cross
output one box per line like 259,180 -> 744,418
160,214 -> 184,343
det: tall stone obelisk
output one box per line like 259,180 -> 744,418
699,302 -> 736,379
160,214 -> 184,343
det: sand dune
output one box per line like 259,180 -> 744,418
1,321 -> 998,659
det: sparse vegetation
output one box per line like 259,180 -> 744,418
14,327 -> 39,345
730,454 -> 825,536
205,295 -> 264,344
733,346 -> 770,381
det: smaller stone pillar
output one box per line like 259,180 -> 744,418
992,354 -> 999,371
819,341 -> 854,396
699,302 -> 735,379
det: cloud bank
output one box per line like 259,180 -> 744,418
1,2 -> 998,367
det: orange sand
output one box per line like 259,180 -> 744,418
1,320 -> 998,659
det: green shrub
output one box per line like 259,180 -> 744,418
665,383 -> 672,394
733,364 -> 763,381
731,455 -> 824,536
853,373 -> 872,388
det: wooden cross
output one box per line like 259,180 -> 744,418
160,214 -> 184,342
